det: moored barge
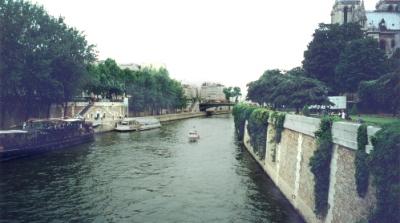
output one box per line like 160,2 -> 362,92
0,118 -> 94,162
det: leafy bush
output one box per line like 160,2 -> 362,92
368,121 -> 400,223
309,116 -> 334,216
247,108 -> 270,159
269,112 -> 286,162
232,104 -> 257,140
350,104 -> 358,116
302,105 -> 310,117
355,124 -> 369,197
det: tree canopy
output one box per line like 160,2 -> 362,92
335,38 -> 389,93
302,23 -> 364,93
247,69 -> 330,112
223,86 -> 242,102
126,67 -> 187,115
0,0 -> 96,125
358,69 -> 400,116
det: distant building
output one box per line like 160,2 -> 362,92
182,84 -> 199,99
200,82 -> 225,102
331,0 -> 400,56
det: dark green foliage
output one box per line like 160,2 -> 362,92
350,104 -> 358,116
247,69 -> 330,112
247,108 -> 270,159
0,0 -> 96,125
355,124 -> 369,197
271,112 -> 285,144
127,67 -> 187,114
358,70 -> 400,116
86,62 -> 187,115
270,112 -> 285,162
335,38 -> 389,94
309,116 -> 334,216
223,87 -> 242,102
368,121 -> 400,223
232,104 -> 257,140
302,105 -> 311,117
85,59 -> 126,99
303,23 -> 364,94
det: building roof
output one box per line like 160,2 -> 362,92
366,11 -> 400,30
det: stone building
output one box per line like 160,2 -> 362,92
182,84 -> 199,100
331,0 -> 400,56
200,82 -> 226,102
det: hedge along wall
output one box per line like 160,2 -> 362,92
233,107 -> 398,223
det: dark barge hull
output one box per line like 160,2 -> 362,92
0,134 -> 94,162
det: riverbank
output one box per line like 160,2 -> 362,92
240,115 -> 379,223
94,110 -> 231,133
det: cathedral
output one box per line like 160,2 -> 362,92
331,0 -> 400,56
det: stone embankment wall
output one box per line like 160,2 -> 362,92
50,102 -> 127,133
155,112 -> 206,123
243,114 -> 380,223
51,102 -> 231,133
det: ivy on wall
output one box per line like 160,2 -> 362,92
309,116 -> 334,217
270,112 -> 286,162
355,124 -> 369,197
247,108 -> 270,160
232,104 -> 257,140
368,121 -> 400,223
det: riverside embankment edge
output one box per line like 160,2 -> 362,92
241,114 -> 379,223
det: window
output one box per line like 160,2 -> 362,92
391,39 -> 396,48
344,6 -> 348,23
388,5 -> 394,12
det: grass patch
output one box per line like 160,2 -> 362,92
351,115 -> 399,127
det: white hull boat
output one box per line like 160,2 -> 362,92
188,130 -> 200,142
115,117 -> 161,132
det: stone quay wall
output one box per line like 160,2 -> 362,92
243,114 -> 380,223
50,102 -> 231,133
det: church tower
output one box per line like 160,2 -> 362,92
331,0 -> 367,25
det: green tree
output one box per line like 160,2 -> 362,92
232,87 -> 242,102
335,38 -> 389,93
302,23 -> 364,93
0,0 -> 96,126
223,87 -> 233,101
358,70 -> 400,116
223,86 -> 242,102
247,69 -> 330,112
125,66 -> 187,115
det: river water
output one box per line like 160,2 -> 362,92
0,115 -> 304,223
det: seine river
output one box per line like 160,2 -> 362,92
0,115 -> 304,223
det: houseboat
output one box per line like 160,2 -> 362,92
115,117 -> 161,132
0,118 -> 94,162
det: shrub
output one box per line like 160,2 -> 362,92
350,104 -> 358,116
309,116 -> 334,217
355,124 -> 369,197
302,105 -> 310,117
247,108 -> 270,159
270,112 -> 286,162
232,104 -> 257,140
368,121 -> 400,223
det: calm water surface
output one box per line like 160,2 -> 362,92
0,115 -> 304,223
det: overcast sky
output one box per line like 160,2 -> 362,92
31,0 -> 377,91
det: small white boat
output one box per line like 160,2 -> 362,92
188,130 -> 200,142
115,117 -> 161,132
